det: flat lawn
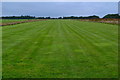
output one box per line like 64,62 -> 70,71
2,20 -> 118,78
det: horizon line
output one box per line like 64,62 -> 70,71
1,13 -> 119,18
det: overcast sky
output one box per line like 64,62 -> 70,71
2,0 -> 120,2
2,2 -> 118,18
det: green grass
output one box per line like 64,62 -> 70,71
2,20 -> 118,78
0,16 -> 1,79
1,19 -> 29,24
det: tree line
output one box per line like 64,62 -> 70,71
1,14 -> 120,19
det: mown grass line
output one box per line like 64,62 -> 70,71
3,20 -> 118,78
66,20 -> 117,52
68,20 -> 118,54
3,21 -> 49,54
63,21 -> 117,77
72,20 -> 118,42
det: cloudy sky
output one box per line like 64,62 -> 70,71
2,2 -> 118,18
2,0 -> 120,2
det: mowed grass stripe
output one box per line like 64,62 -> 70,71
61,21 -> 117,77
68,20 -> 118,55
3,20 -> 118,78
70,20 -> 117,42
65,20 -> 117,52
3,21 -> 50,50
70,21 -> 117,44
3,21 -> 52,59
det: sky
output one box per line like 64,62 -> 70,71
2,2 -> 118,18
2,0 -> 120,2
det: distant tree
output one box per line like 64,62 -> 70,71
63,15 -> 99,19
45,17 -> 51,19
58,17 -> 62,19
103,14 -> 120,19
88,15 -> 100,19
2,15 -> 36,19
4,14 -> 120,19
62,16 -> 68,19
36,17 -> 45,19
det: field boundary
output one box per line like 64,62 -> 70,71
75,19 -> 119,25
1,19 -> 47,26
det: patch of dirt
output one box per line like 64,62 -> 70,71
77,19 -> 119,25
0,19 -> 47,26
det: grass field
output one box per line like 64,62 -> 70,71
2,20 -> 118,78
